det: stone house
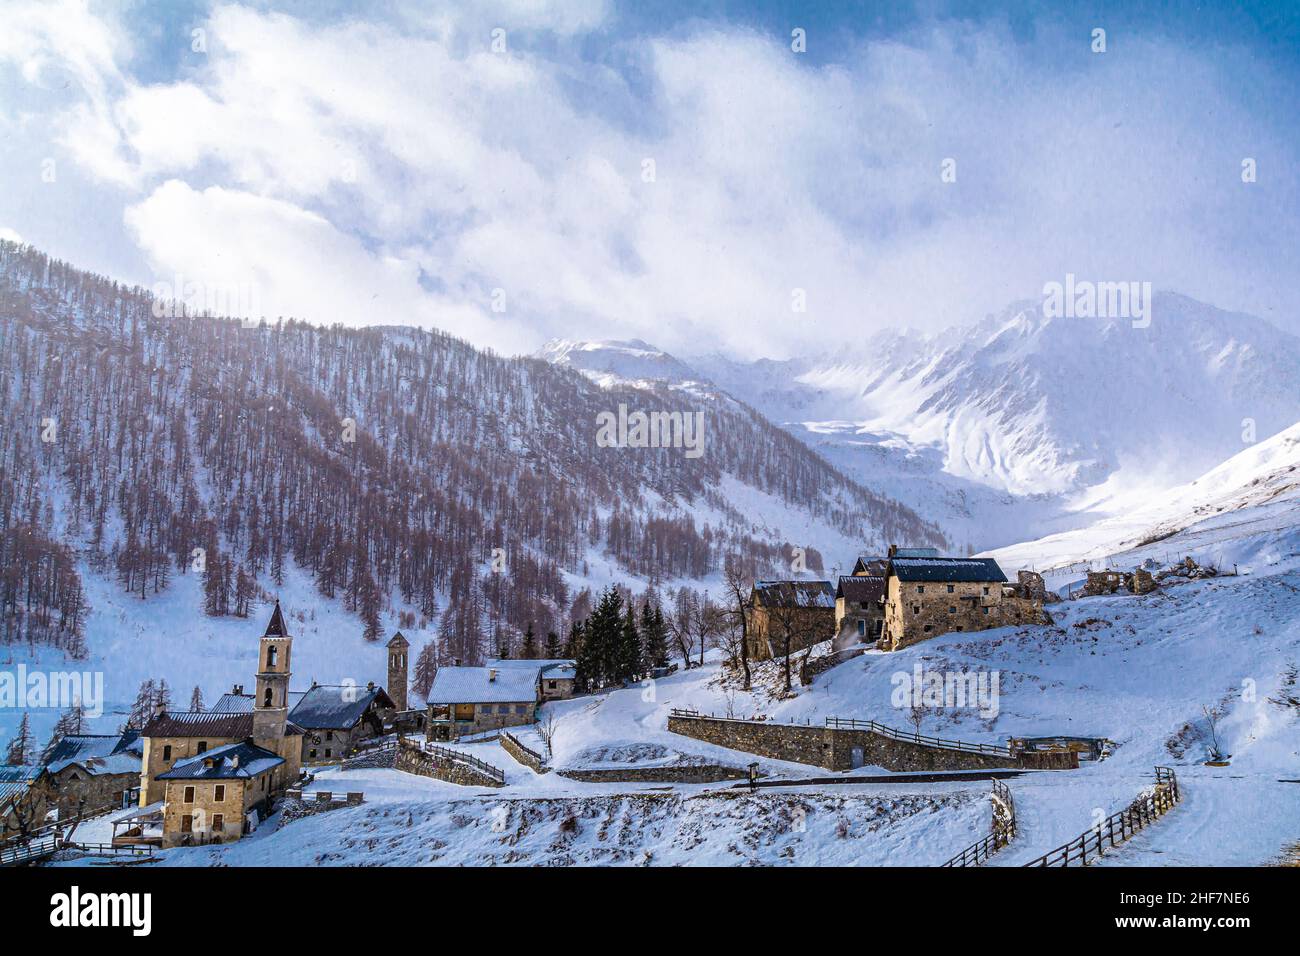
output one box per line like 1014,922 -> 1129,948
744,580 -> 836,660
0,765 -> 45,842
835,575 -> 886,644
882,555 -> 1028,651
38,731 -> 144,816
425,666 -> 539,742
155,740 -> 286,848
289,682 -> 395,765
484,658 -> 578,701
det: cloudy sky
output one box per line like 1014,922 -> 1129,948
1,0 -> 1298,358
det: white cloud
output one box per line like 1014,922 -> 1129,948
2,3 -> 1296,357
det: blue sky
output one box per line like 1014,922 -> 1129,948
1,0 -> 1298,356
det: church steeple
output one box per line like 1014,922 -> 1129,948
253,601 -> 293,742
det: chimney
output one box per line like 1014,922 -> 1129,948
153,702 -> 166,718
453,658 -> 461,667
233,684 -> 243,695
367,680 -> 375,692
489,668 -> 498,682
230,755 -> 239,769
888,544 -> 898,558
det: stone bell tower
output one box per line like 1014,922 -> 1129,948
387,631 -> 409,712
253,600 -> 293,742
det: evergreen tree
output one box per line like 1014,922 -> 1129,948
189,686 -> 205,712
155,678 -> 173,712
616,598 -> 642,683
127,679 -> 158,729
39,702 -> 88,764
576,586 -> 622,690
641,600 -> 669,670
562,620 -> 583,659
521,622 -> 539,660
544,630 -> 561,659
5,713 -> 35,765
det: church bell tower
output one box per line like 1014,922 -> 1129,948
253,600 -> 293,742
387,631 -> 409,712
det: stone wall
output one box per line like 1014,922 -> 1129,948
667,714 -> 1054,773
556,764 -> 751,784
394,741 -> 505,788
500,732 -> 549,774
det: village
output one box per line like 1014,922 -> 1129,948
1,543 -> 1220,868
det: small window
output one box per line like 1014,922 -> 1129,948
949,606 -> 957,614
547,681 -> 556,689
515,705 -> 527,715
955,626 -> 964,632
912,605 -> 920,614
197,741 -> 208,754
183,786 -> 195,804
214,785 -> 225,802
982,586 -> 990,596
947,584 -> 955,593
856,619 -> 866,637
309,749 -> 317,758
326,731 -> 334,741
325,749 -> 332,758
163,745 -> 172,762
264,687 -> 274,707
181,814 -> 193,833
267,645 -> 278,668
212,814 -> 224,832
923,625 -> 933,633
917,585 -> 924,593
498,704 -> 509,715
982,607 -> 990,616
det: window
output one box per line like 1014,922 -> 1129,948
163,745 -> 172,762
515,705 -> 527,715
497,704 -> 509,715
212,814 -> 224,832
181,814 -> 193,833
982,586 -> 990,596
325,749 -> 332,758
214,785 -> 225,802
949,606 -> 957,614
547,681 -> 556,689
912,605 -> 921,614
982,607 -> 990,616
183,786 -> 195,804
197,741 -> 208,754
856,619 -> 866,637
947,584 -> 955,593
267,645 -> 278,668
955,626 -> 964,632
923,625 -> 933,633
309,749 -> 317,758
264,687 -> 274,707
917,585 -> 924,593
326,731 -> 334,741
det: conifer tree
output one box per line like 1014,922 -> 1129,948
413,641 -> 439,698
5,713 -> 35,765
189,686 -> 205,712
544,630 -> 561,659
521,622 -> 538,660
39,702 -> 88,763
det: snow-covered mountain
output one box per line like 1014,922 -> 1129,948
537,339 -> 705,390
543,294 -> 1300,551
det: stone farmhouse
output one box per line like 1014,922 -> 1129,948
880,550 -> 1048,651
835,574 -> 885,644
426,666 -> 541,741
745,580 -> 836,660
485,658 -> 578,701
155,739 -> 287,848
0,765 -> 42,841
292,684 -> 395,765
36,731 -> 144,815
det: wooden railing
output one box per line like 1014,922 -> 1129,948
1024,767 -> 1180,867
0,836 -> 59,867
942,779 -> 1016,867
501,731 -> 546,767
417,740 -> 507,785
824,716 -> 1014,757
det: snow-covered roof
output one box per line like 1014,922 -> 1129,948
288,684 -> 392,730
484,658 -> 577,681
0,765 -> 39,804
753,580 -> 836,609
541,663 -> 577,681
156,740 -> 284,781
426,666 -> 539,704
45,731 -> 143,776
889,557 -> 1007,583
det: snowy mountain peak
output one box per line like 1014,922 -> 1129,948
537,338 -> 703,387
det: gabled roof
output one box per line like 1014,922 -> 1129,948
212,690 -> 307,714
387,631 -> 409,648
288,684 -> 393,730
0,765 -> 39,804
426,666 -> 539,705
541,662 -> 577,681
892,547 -> 942,558
156,740 -> 284,781
852,556 -> 889,576
888,557 -> 1008,583
264,601 -> 289,637
752,580 -> 835,609
836,575 -> 885,603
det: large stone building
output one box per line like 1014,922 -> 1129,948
140,603 -> 303,818
155,739 -> 287,848
290,683 -> 395,765
37,731 -> 144,815
425,665 -> 541,741
744,580 -> 836,660
880,553 -> 1047,651
484,658 -> 577,701
387,631 -> 410,712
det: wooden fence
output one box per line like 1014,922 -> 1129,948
941,779 -> 1016,867
420,741 -> 507,785
824,716 -> 1014,757
1023,767 -> 1180,867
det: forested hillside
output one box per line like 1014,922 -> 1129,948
0,241 -> 941,664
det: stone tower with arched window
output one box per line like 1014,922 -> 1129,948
387,631 -> 409,712
253,600 -> 293,742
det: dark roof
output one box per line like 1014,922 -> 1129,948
264,601 -> 289,637
387,631 -> 409,648
44,732 -> 143,776
156,741 -> 284,781
212,690 -> 307,714
836,575 -> 885,603
753,580 -> 835,609
0,765 -> 39,804
288,684 -> 393,730
142,710 -> 255,738
888,557 -> 1008,584
891,547 -> 941,558
853,556 -> 889,576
